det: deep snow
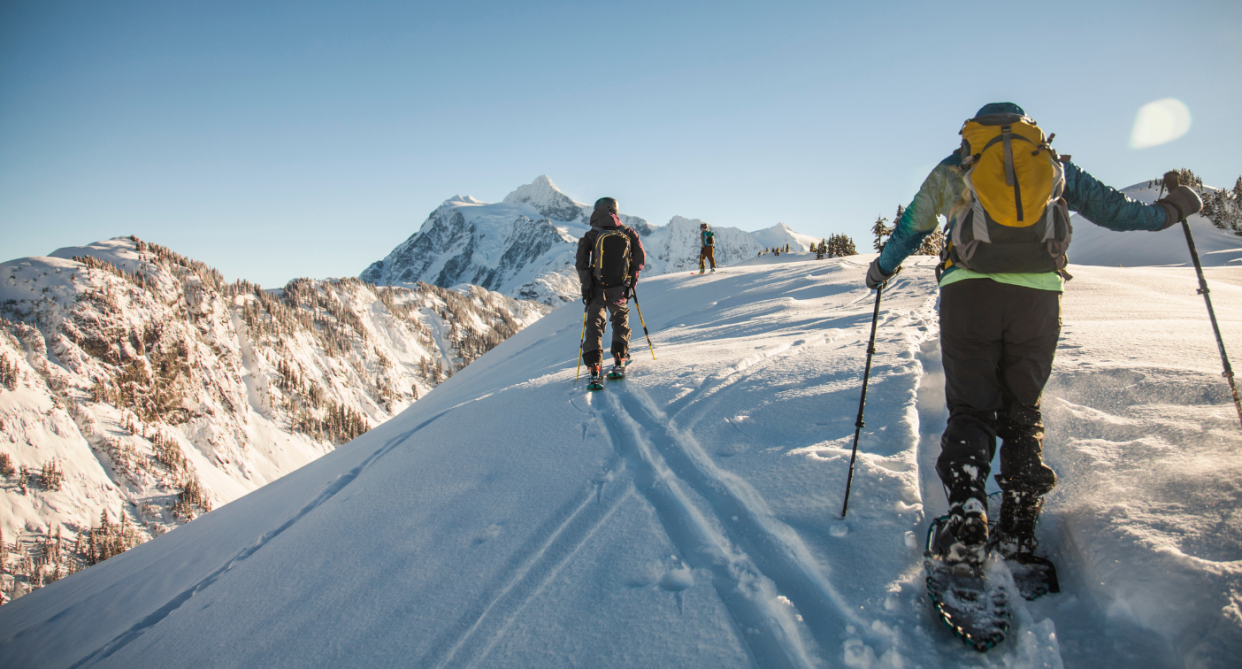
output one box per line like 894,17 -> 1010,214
2,252 -> 1241,668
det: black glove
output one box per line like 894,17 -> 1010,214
865,258 -> 897,290
581,284 -> 593,304
1157,185 -> 1203,229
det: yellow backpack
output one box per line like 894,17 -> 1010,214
944,113 -> 1072,274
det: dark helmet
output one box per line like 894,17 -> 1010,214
700,222 -> 709,230
594,197 -> 618,215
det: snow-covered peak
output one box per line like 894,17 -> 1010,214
443,195 -> 485,207
501,175 -> 586,222
750,222 -> 822,252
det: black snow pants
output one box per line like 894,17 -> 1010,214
937,278 -> 1060,505
582,286 -> 631,367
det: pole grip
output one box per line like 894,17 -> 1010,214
1162,171 -> 1181,194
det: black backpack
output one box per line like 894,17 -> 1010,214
592,229 -> 632,288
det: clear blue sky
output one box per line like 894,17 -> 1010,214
2,0 -> 1239,287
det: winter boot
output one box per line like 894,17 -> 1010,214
933,497 -> 989,569
586,364 -> 604,391
995,490 -> 1044,558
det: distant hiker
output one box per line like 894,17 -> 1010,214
698,222 -> 716,273
866,102 -> 1202,568
578,197 -> 647,388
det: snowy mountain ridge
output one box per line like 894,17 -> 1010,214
3,253 -> 1240,668
0,237 -> 549,599
360,175 -> 818,303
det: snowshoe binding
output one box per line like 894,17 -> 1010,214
924,501 -> 1011,652
606,357 -> 628,380
586,365 -> 604,391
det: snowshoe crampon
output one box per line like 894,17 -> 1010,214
586,368 -> 605,391
924,515 -> 1012,652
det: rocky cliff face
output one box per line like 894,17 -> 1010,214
0,237 -> 549,601
361,176 -> 818,302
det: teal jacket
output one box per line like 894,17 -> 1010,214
877,152 -> 1169,286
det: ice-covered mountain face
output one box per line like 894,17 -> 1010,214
0,237 -> 549,600
360,176 -> 818,302
5,256 -> 1241,668
1069,181 -> 1242,267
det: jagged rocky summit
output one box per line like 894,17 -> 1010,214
360,176 -> 818,303
0,237 -> 549,600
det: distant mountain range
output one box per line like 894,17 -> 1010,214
0,237 -> 548,598
360,176 -> 821,304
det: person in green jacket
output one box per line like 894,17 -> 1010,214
866,102 -> 1203,566
699,222 -> 716,273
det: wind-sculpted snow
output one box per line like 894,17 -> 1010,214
2,254 -> 1240,668
360,176 -> 821,305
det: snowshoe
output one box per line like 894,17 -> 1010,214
1003,552 -> 1059,601
924,514 -> 1012,652
606,358 -> 627,380
586,366 -> 604,391
990,490 -> 1060,601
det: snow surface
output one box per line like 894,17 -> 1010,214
3,255 -> 1242,668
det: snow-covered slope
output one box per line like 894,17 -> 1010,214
360,176 -> 820,303
3,254 -> 1240,668
1069,182 -> 1242,267
0,237 -> 548,599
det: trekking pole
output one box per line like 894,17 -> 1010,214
841,266 -> 901,518
574,307 -> 588,383
1161,171 -> 1242,429
630,286 -> 657,360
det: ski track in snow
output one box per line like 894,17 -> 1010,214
62,413 -> 447,668
596,389 -> 820,669
616,384 -> 884,658
420,454 -> 632,669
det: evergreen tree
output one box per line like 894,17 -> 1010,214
915,227 -> 945,256
871,216 -> 891,252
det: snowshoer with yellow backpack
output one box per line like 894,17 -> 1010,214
577,197 -> 647,389
866,102 -> 1202,570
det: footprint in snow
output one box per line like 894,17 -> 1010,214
658,566 -> 694,592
